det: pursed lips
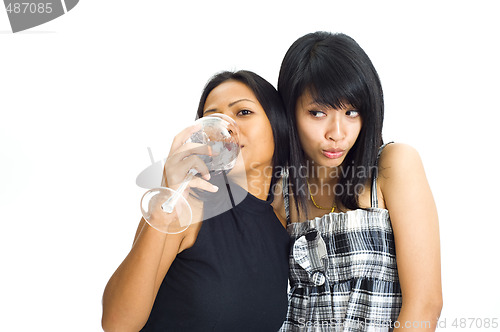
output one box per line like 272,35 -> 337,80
322,148 -> 345,159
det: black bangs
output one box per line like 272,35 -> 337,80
304,39 -> 370,114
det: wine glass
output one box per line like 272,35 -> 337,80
140,114 -> 240,234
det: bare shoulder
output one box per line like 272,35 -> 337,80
378,143 -> 424,179
377,143 -> 428,203
379,142 -> 421,165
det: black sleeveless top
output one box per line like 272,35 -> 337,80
140,175 -> 290,331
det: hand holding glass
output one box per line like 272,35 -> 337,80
140,114 -> 240,234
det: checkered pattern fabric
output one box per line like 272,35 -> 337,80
280,143 -> 402,332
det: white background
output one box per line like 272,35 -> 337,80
1,1 -> 499,330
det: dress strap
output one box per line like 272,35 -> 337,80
370,142 -> 394,208
221,171 -> 239,221
281,168 -> 291,225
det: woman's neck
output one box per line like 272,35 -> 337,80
305,162 -> 341,213
246,166 -> 272,200
227,165 -> 272,200
307,162 -> 339,187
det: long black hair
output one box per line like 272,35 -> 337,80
278,32 -> 384,214
196,70 -> 289,192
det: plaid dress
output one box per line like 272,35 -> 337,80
280,143 -> 402,332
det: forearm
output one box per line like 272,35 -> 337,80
394,300 -> 442,331
101,224 -> 171,332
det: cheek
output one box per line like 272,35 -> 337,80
350,122 -> 363,143
246,120 -> 274,150
296,117 -> 307,140
257,116 -> 274,142
262,124 -> 275,152
297,122 -> 315,147
297,130 -> 309,149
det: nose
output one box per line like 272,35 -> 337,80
205,112 -> 240,139
325,114 -> 345,141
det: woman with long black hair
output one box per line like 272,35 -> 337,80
102,70 -> 291,332
274,32 -> 443,331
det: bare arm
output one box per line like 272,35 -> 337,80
379,143 -> 442,330
101,125 -> 217,331
101,219 -> 185,331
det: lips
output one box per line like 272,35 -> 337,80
322,148 -> 344,159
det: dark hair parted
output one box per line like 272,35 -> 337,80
278,31 -> 384,214
196,70 -> 289,191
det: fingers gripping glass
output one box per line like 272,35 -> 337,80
140,114 -> 240,234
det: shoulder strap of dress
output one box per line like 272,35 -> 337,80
282,168 -> 291,225
370,142 -> 394,208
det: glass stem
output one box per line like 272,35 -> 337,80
161,168 -> 198,213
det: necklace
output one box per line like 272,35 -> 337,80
307,180 -> 336,213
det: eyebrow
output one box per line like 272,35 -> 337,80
203,109 -> 216,115
228,98 -> 255,107
203,98 -> 255,115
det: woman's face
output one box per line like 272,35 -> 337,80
295,89 -> 362,168
202,80 -> 274,174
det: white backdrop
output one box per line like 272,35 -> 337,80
1,1 -> 499,331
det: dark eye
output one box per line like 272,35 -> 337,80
309,110 -> 326,118
237,109 -> 252,116
346,110 -> 360,118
